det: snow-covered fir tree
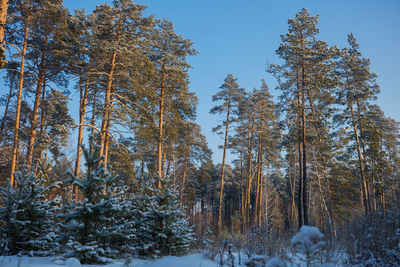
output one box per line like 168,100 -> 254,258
131,176 -> 193,258
60,145 -> 133,264
0,166 -> 59,256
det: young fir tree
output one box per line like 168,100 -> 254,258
0,166 -> 59,256
61,145 -> 132,264
132,177 -> 192,258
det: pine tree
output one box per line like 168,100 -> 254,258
0,166 -> 59,255
269,8 -> 338,227
336,33 -> 380,214
210,74 -> 244,234
24,0 -> 70,171
89,0 -> 153,168
149,18 -> 197,182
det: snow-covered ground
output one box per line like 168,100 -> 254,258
0,254 -> 217,267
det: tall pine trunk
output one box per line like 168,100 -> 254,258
300,36 -> 309,225
99,51 -> 116,161
179,153 -> 188,208
0,0 -> 8,44
0,78 -> 13,143
90,87 -> 97,153
217,100 -> 230,235
245,109 -> 256,230
74,69 -> 91,202
296,74 -> 304,228
26,50 -> 47,170
157,63 -> 166,185
103,86 -> 114,169
301,91 -> 308,225
36,80 -> 47,172
355,97 -> 372,212
10,25 -> 29,186
350,101 -> 370,214
257,143 -> 264,233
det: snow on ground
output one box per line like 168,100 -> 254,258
0,254 -> 217,267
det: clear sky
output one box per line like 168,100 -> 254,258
63,0 -> 400,164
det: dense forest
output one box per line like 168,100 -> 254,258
0,0 -> 399,265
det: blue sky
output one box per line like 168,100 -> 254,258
63,0 -> 400,164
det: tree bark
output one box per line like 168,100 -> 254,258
258,143 -> 264,233
217,100 -> 231,235
26,50 -> 47,170
245,109 -> 256,230
74,67 -> 91,202
157,63 -> 166,185
180,153 -> 189,209
300,35 -> 309,225
0,0 -> 8,44
99,51 -> 116,161
350,101 -> 370,214
297,135 -> 303,228
355,97 -> 372,212
10,24 -> 29,186
90,87 -> 97,153
103,87 -> 114,169
301,90 -> 308,225
0,75 -> 13,143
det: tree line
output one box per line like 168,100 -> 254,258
209,9 -> 400,238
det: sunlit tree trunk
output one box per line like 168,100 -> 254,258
26,50 -> 47,170
74,69 -> 91,202
99,51 -> 116,161
179,153 -> 188,209
10,25 -> 29,186
0,0 -> 8,44
90,87 -> 97,153
217,100 -> 230,235
157,62 -> 166,185
245,109 -> 256,230
103,88 -> 114,169
257,143 -> 264,233
350,101 -> 370,214
0,77 -> 13,143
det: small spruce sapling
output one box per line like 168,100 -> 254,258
132,175 -> 193,257
0,166 -> 59,256
61,144 -> 131,264
291,225 -> 325,266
